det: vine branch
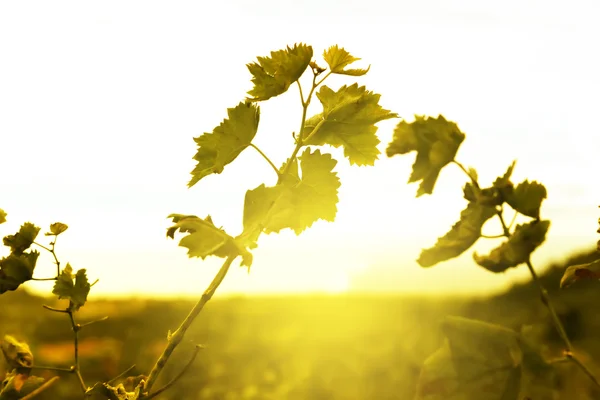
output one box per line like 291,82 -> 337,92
143,254 -> 236,395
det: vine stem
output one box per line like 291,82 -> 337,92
21,376 -> 60,400
142,254 -> 236,396
453,160 -> 600,387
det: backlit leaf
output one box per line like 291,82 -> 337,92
473,220 -> 550,273
560,258 -> 600,288
387,115 -> 465,196
504,180 -> 547,219
415,317 -> 523,400
167,214 -> 252,267
246,43 -> 313,101
46,222 -> 68,236
241,149 -> 340,237
0,251 -> 39,294
52,263 -> 91,311
0,209 -> 6,224
322,45 -> 370,76
189,102 -> 260,188
303,84 -> 397,166
418,201 -> 496,267
3,223 -> 40,255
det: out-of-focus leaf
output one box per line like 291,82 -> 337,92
387,115 -> 465,197
473,220 -> 550,273
0,251 -> 39,294
0,335 -> 33,370
560,258 -> 600,288
418,201 -> 496,267
0,210 -> 6,224
2,223 -> 40,255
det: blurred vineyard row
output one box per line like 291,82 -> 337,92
2,248 -> 600,399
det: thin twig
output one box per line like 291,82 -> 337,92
107,364 -> 137,385
145,345 -> 204,399
21,376 -> 60,400
143,255 -> 236,394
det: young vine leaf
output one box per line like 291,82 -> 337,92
503,180 -> 547,220
0,209 -> 6,224
386,115 -> 465,197
167,214 -> 253,267
246,43 -> 313,101
189,101 -> 260,188
473,220 -> 550,273
560,258 -> 600,288
52,263 -> 91,311
322,45 -> 370,76
3,223 -> 40,254
302,84 -> 398,166
417,201 -> 496,267
46,222 -> 69,236
0,251 -> 40,294
241,148 -> 340,238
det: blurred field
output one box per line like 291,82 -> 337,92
2,249 -> 600,399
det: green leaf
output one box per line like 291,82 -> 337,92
0,209 -> 6,224
473,220 -> 550,273
322,45 -> 370,76
415,317 -> 523,400
52,263 -> 91,311
1,335 -> 34,370
246,43 -> 313,101
560,258 -> 600,288
0,251 -> 39,294
303,84 -> 397,166
418,201 -> 496,267
387,115 -> 466,197
167,214 -> 252,267
45,222 -> 68,236
189,102 -> 260,188
241,149 -> 341,237
3,223 -> 40,255
504,180 -> 547,219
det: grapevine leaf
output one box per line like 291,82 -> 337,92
241,149 -> 340,237
1,335 -> 34,370
504,180 -> 547,219
246,43 -> 313,101
167,214 -> 252,267
0,251 -> 39,294
52,263 -> 91,311
3,223 -> 40,255
189,102 -> 260,188
415,317 -> 522,400
45,222 -> 68,236
0,209 -> 6,224
322,45 -> 370,76
303,84 -> 397,166
560,258 -> 600,288
387,115 -> 466,197
473,220 -> 550,273
418,201 -> 496,267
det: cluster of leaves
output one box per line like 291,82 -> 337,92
0,210 -> 96,399
168,43 -> 397,269
386,119 -> 549,273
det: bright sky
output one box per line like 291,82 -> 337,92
1,1 -> 598,299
